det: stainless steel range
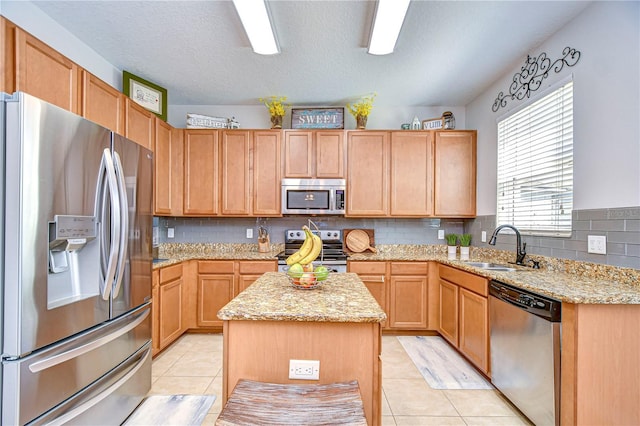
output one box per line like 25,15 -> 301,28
277,229 -> 347,273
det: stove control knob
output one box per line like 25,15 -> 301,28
296,231 -> 301,237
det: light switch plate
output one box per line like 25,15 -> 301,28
167,228 -> 174,239
587,235 -> 606,254
481,231 -> 487,243
246,228 -> 253,239
438,230 -> 445,240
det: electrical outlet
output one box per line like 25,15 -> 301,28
289,359 -> 320,380
587,235 -> 607,254
438,230 -> 445,240
481,231 -> 487,243
167,228 -> 174,239
246,228 -> 253,239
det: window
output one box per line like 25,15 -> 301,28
496,80 -> 573,236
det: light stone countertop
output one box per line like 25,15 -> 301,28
217,272 -> 387,323
153,243 -> 640,305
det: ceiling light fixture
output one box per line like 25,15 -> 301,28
368,0 -> 411,55
232,0 -> 280,55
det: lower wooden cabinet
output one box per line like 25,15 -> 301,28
438,264 -> 489,375
157,263 -> 185,350
349,261 -> 429,331
389,262 -> 428,329
152,270 -> 160,356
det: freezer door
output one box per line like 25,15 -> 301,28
2,304 -> 151,425
111,134 -> 153,319
3,92 -> 111,356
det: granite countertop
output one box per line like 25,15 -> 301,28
217,272 -> 387,323
153,243 -> 640,305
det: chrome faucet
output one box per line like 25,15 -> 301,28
488,224 -> 527,265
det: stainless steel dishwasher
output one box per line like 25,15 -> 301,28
489,280 -> 562,426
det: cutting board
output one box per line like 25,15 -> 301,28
343,229 -> 376,253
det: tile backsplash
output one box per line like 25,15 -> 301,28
155,217 -> 464,246
465,207 -> 640,270
154,206 -> 639,270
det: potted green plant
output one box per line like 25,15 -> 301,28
445,233 -> 458,258
459,233 -> 472,259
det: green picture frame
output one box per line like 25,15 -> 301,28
123,70 -> 168,121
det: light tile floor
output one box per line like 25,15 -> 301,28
150,333 -> 532,426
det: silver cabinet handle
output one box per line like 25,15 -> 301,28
28,308 -> 149,373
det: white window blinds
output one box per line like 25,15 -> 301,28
497,80 -> 573,236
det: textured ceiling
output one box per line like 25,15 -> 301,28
31,0 -> 592,107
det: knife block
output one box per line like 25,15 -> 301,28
258,235 -> 271,253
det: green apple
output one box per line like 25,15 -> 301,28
314,265 -> 329,281
287,263 -> 303,278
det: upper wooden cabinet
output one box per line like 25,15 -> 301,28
283,130 -> 345,178
81,70 -> 124,133
390,132 -> 434,217
220,130 -> 252,215
154,120 -> 184,216
125,98 -> 155,151
346,131 -> 389,216
253,131 -> 282,216
10,25 -> 80,114
183,129 -> 219,216
434,131 -> 477,217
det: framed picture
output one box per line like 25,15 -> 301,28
422,117 -> 444,130
123,71 -> 168,121
291,108 -> 344,129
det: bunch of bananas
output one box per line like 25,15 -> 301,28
286,225 -> 322,266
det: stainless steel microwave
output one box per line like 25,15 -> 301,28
281,179 -> 346,215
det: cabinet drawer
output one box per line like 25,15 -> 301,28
238,260 -> 277,274
348,261 -> 386,275
390,261 -> 428,275
439,264 -> 488,297
198,260 -> 235,274
159,263 -> 183,284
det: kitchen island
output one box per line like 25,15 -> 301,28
217,272 -> 386,426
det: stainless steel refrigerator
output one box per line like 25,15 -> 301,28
1,92 -> 153,425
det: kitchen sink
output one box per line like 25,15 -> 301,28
463,261 -> 517,272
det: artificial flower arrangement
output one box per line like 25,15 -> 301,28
346,93 -> 377,118
259,96 -> 289,117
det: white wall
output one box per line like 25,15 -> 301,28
467,1 -> 640,215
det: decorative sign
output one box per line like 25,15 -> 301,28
492,46 -> 581,112
291,108 -> 344,129
422,118 -> 444,130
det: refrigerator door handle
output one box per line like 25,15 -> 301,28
97,148 -> 121,300
27,306 -> 149,373
112,151 -> 129,299
43,345 -> 151,426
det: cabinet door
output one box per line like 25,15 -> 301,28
220,130 -> 251,215
159,278 -> 184,349
434,131 -> 477,217
237,275 -> 262,295
346,131 -> 389,216
14,27 -> 80,113
389,275 -> 428,329
439,279 -> 459,346
154,119 -> 173,215
459,287 -> 489,374
125,98 -> 155,151
184,130 -> 219,215
390,131 -> 434,216
197,274 -> 235,327
1,18 -> 14,94
284,131 -> 313,177
253,131 -> 282,216
152,270 -> 160,356
81,70 -> 124,133
315,131 -> 345,178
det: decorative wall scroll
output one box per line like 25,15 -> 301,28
492,47 -> 581,112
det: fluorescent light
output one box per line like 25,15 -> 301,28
368,0 -> 410,55
232,0 -> 280,55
